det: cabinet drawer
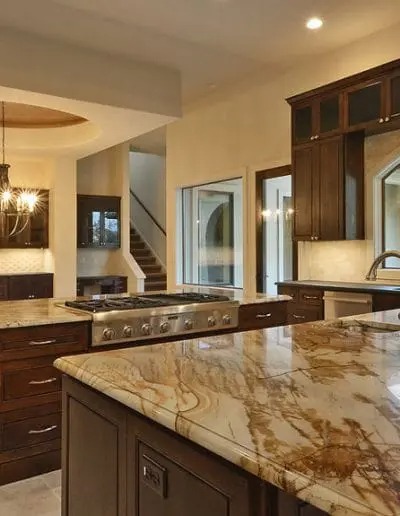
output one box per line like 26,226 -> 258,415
298,288 -> 323,306
2,411 -> 61,451
0,322 -> 88,360
239,302 -> 287,331
277,286 -> 298,302
287,305 -> 323,325
3,364 -> 62,401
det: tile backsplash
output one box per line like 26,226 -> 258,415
0,249 -> 52,274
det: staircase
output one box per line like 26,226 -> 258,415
130,227 -> 167,291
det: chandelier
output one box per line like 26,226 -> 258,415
0,101 -> 38,239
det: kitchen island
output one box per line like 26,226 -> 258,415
55,310 -> 400,516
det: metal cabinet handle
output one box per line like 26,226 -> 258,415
29,377 -> 57,385
303,295 -> 320,300
385,116 -> 390,122
379,118 -> 384,123
292,314 -> 306,320
29,339 -> 56,346
28,425 -> 57,435
256,313 -> 272,319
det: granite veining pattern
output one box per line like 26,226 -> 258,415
55,310 -> 400,516
0,298 -> 92,328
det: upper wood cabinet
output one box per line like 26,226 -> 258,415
289,58 -> 400,138
77,195 -> 121,249
292,93 -> 342,144
292,133 -> 364,242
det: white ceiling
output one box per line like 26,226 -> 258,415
2,0 -> 400,102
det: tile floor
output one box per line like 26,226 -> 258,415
0,470 -> 61,516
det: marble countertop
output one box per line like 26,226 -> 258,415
0,298 -> 92,328
55,309 -> 400,516
277,279 -> 400,295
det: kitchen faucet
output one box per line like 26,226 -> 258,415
365,250 -> 400,280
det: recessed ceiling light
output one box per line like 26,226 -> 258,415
306,17 -> 323,30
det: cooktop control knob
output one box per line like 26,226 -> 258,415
208,316 -> 217,327
123,325 -> 134,338
103,327 -> 116,341
160,321 -> 170,334
141,323 -> 152,336
222,314 -> 232,325
184,319 -> 193,330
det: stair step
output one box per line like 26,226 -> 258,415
141,264 -> 163,273
131,249 -> 152,258
144,281 -> 167,291
131,242 -> 146,250
130,235 -> 142,242
145,272 -> 167,281
134,256 -> 157,265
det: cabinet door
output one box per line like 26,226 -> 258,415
293,145 -> 314,240
317,93 -> 342,138
345,79 -> 384,130
77,197 -> 101,247
8,276 -> 32,300
387,71 -> 400,121
292,102 -> 314,144
317,136 -> 344,240
102,209 -> 120,248
31,274 -> 53,299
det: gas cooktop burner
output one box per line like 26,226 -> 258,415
63,292 -> 239,346
65,296 -> 168,313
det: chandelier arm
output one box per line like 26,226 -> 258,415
9,216 -> 30,238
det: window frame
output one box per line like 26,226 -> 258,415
380,164 -> 400,269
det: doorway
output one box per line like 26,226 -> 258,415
256,166 -> 296,293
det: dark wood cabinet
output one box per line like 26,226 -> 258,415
62,375 -> 328,516
372,293 -> 400,312
238,301 -> 287,331
7,273 -> 53,300
0,322 -> 90,486
0,189 -> 49,249
292,94 -> 342,145
77,195 -> 121,249
388,71 -> 400,120
277,285 -> 324,324
344,79 -> 384,131
292,133 -> 364,241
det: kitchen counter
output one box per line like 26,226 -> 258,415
0,298 -> 92,328
55,309 -> 400,516
277,279 -> 400,295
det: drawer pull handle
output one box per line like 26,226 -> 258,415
29,377 -> 57,385
303,295 -> 319,300
256,313 -> 272,319
29,339 -> 57,346
292,314 -> 306,320
28,425 -> 57,435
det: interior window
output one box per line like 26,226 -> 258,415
181,178 -> 243,288
382,165 -> 400,268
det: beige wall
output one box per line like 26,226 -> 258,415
77,144 -> 145,291
166,22 -> 400,293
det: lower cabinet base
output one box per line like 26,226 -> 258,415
0,443 -> 60,486
62,376 -> 327,516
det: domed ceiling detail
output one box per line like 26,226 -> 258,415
1,101 -> 87,129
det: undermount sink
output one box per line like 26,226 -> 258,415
324,320 -> 400,334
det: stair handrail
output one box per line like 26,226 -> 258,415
130,189 -> 166,236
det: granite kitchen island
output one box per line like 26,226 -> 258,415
55,310 -> 400,516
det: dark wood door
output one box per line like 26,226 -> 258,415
30,274 -> 53,299
317,136 -> 344,241
293,144 -> 314,240
8,274 -> 53,300
8,276 -> 32,300
345,79 -> 385,131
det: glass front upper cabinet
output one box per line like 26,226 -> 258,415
77,195 -> 121,248
345,80 -> 384,130
293,93 -> 342,144
388,72 -> 400,120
